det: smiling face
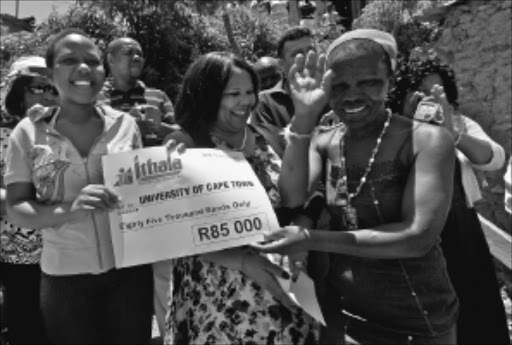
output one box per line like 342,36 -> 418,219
108,38 -> 144,80
50,33 -> 104,105
213,66 -> 257,134
329,53 -> 392,129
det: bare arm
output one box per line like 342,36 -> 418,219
421,86 -> 503,168
6,182 -> 85,229
456,115 -> 505,170
278,51 -> 332,207
256,126 -> 455,259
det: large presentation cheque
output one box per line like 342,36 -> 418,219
102,147 -> 279,268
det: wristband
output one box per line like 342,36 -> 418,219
283,124 -> 313,144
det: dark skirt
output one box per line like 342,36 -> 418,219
440,178 -> 510,344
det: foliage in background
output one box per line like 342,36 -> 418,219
202,4 -> 279,61
1,4 -> 121,87
353,0 -> 407,33
42,5 -> 122,51
352,0 -> 442,58
2,0 -> 447,101
72,0 -> 229,100
1,0 -> 280,101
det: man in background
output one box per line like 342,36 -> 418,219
251,26 -> 318,129
98,37 -> 178,147
253,56 -> 281,91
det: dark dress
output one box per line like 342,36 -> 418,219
318,120 -> 459,343
440,161 -> 510,344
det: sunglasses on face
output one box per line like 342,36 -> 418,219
25,85 -> 58,95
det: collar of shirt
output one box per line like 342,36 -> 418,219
29,104 -> 125,135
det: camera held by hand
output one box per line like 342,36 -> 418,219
413,101 -> 444,125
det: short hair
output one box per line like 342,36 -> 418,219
4,76 -> 34,117
277,27 -> 314,58
175,52 -> 259,147
106,37 -> 141,56
45,28 -> 92,68
327,38 -> 393,76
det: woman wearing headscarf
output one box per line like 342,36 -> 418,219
254,29 -> 460,344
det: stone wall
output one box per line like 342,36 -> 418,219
434,0 -> 511,231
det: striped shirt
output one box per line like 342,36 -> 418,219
98,79 -> 175,124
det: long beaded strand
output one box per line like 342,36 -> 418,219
341,111 -> 392,203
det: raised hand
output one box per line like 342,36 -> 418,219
429,84 -> 457,134
289,50 -> 333,128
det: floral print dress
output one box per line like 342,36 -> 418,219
165,129 -> 319,345
1,127 -> 42,264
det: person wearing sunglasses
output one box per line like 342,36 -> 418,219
2,56 -> 57,127
1,55 -> 57,344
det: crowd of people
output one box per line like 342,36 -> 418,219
0,24 -> 510,345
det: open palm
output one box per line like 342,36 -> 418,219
288,51 -> 333,126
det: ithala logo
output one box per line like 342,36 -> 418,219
114,155 -> 182,186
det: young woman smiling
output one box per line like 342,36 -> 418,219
4,28 -> 182,344
164,51 -> 319,345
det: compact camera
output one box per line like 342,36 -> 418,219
413,101 -> 444,125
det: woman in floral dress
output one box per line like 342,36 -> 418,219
164,52 -> 319,345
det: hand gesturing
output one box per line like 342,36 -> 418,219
288,51 -> 333,127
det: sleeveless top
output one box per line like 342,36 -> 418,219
322,119 -> 458,336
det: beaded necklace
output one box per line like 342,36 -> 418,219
338,110 -> 392,229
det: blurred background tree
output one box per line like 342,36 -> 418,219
1,0 -> 448,101
1,0 -> 279,101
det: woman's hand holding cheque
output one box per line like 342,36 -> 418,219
70,139 -> 187,216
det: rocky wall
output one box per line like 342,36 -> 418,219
434,0 -> 512,232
